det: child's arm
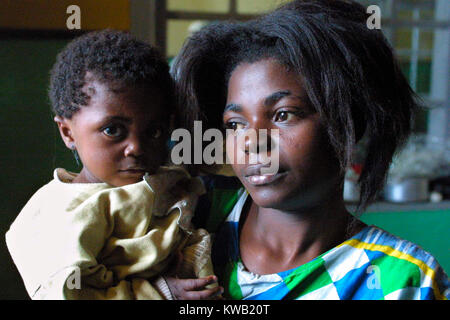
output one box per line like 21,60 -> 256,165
6,181 -> 194,300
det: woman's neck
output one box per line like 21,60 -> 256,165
239,194 -> 364,275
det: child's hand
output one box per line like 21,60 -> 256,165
165,275 -> 223,300
164,251 -> 224,300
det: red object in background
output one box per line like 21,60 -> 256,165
351,164 -> 363,176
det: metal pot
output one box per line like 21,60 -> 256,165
384,178 -> 429,202
344,179 -> 360,203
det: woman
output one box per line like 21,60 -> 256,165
169,0 -> 449,300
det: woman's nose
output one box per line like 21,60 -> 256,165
242,118 -> 274,155
243,129 -> 274,154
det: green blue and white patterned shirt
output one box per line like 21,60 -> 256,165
195,175 -> 450,300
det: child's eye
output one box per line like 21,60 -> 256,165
103,125 -> 126,138
148,127 -> 162,139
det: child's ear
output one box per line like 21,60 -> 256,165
54,116 -> 75,150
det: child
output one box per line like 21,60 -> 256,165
171,0 -> 450,299
6,30 -> 222,300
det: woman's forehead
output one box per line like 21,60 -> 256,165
226,59 -> 306,104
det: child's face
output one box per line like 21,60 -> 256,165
56,78 -> 168,187
224,59 -> 341,210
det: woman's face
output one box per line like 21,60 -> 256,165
224,58 -> 341,211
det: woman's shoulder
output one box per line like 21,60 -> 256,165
329,225 -> 450,300
347,226 -> 444,270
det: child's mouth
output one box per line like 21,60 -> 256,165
119,167 -> 146,175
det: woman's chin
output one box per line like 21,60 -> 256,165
246,188 -> 290,209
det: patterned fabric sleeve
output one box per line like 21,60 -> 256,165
192,174 -> 243,233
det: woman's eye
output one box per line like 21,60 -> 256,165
225,121 -> 246,131
274,111 -> 296,122
103,125 -> 125,138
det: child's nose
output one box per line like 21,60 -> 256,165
124,135 -> 144,157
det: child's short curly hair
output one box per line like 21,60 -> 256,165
49,29 -> 175,121
171,0 -> 419,211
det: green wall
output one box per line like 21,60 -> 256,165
0,38 -> 75,299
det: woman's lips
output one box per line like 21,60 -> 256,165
245,172 -> 287,186
243,165 -> 287,186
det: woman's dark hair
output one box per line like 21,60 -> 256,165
49,29 -> 177,123
171,0 -> 419,211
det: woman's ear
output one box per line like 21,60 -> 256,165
54,116 -> 75,150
